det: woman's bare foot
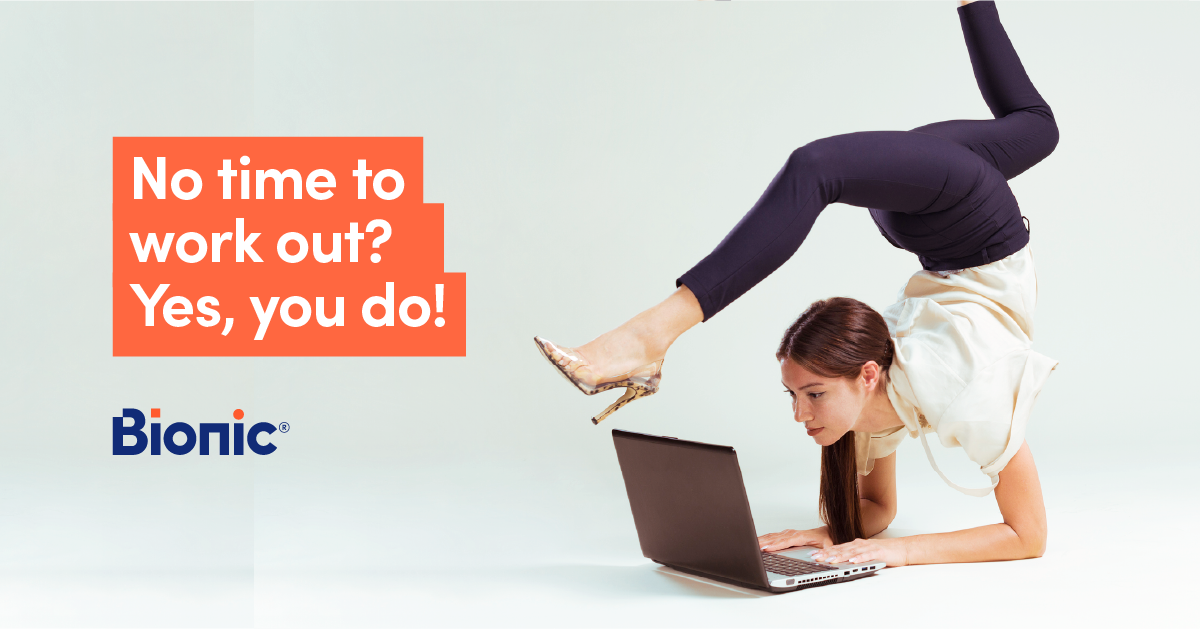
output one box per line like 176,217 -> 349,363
574,286 -> 704,382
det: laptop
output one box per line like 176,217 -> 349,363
612,429 -> 885,593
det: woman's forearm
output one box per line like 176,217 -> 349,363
818,442 -> 1047,567
902,522 -> 1043,565
901,441 -> 1048,565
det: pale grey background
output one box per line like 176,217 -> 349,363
1,1 -> 1196,627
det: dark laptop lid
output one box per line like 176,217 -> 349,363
611,429 -> 768,588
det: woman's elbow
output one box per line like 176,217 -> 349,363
1019,526 -> 1047,559
876,504 -> 898,532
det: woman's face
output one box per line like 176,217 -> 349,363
780,358 -> 870,446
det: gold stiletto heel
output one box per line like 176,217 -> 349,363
533,336 -> 663,425
592,387 -> 652,425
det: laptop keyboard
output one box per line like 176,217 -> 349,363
761,551 -> 839,576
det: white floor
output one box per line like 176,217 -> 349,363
1,463 -> 1194,628
1,550 -> 1191,628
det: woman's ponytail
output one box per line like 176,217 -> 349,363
820,431 -> 864,544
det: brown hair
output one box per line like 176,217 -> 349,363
776,297 -> 894,545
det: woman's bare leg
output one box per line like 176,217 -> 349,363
574,285 -> 703,380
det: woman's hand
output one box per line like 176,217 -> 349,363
810,537 -> 909,567
757,526 -> 833,552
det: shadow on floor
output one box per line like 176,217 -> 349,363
494,563 -> 771,599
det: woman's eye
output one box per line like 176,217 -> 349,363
808,392 -> 823,399
783,389 -> 795,397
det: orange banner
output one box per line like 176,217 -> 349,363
113,137 -> 465,356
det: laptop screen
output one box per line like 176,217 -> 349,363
612,430 -> 767,588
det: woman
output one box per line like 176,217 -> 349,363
535,0 -> 1058,567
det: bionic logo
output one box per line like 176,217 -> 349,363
112,408 -> 288,456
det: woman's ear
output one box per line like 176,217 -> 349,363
860,361 -> 882,391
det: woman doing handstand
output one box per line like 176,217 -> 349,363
535,0 -> 1059,568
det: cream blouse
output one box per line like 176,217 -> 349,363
855,243 -> 1058,497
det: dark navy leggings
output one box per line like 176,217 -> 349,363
678,1 -> 1059,321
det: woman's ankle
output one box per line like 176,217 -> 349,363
577,285 -> 700,378
578,329 -> 659,379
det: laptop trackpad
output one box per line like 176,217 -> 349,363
774,545 -> 853,568
775,546 -> 821,561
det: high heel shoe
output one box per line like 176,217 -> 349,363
533,336 -> 663,425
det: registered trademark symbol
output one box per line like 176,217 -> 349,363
279,422 -> 290,433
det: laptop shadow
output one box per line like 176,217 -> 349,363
649,565 -> 773,598
505,563 -> 770,599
